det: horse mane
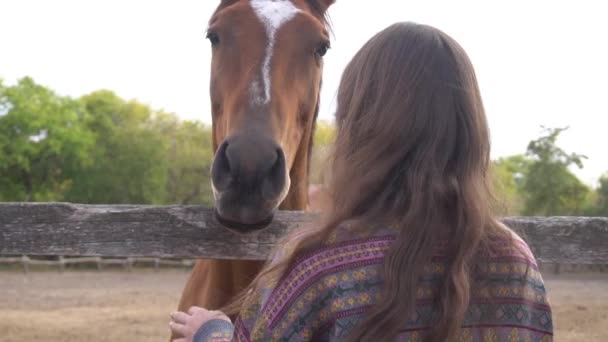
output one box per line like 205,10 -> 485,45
306,79 -> 321,181
304,0 -> 331,182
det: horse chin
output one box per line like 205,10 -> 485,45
212,181 -> 288,234
214,209 -> 275,234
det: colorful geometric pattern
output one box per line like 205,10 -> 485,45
226,227 -> 553,341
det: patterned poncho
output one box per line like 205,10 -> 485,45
196,227 -> 553,342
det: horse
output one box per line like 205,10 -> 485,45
173,0 -> 335,336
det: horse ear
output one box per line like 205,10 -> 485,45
215,0 -> 239,12
219,0 -> 239,7
306,0 -> 335,16
317,0 -> 336,12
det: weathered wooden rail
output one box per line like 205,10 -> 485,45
0,255 -> 194,273
1,203 -> 607,264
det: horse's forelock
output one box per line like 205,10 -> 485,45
215,1 -> 332,29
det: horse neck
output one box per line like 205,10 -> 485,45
280,122 -> 316,211
280,149 -> 309,211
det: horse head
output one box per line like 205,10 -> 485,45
208,0 -> 334,232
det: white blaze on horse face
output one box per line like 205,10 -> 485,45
250,0 -> 301,105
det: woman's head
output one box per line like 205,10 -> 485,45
330,22 -> 502,342
329,22 -> 491,225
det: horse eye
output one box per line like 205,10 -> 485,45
315,43 -> 330,57
206,31 -> 220,46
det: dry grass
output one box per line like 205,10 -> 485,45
0,270 -> 606,341
0,270 -> 188,342
544,273 -> 608,341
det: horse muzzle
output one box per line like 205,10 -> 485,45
211,134 -> 289,232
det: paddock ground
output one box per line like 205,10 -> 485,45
0,270 -> 606,341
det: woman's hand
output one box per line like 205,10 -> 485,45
169,306 -> 231,342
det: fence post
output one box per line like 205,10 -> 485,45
126,257 -> 133,272
58,256 -> 65,273
553,263 -> 561,275
21,255 -> 29,274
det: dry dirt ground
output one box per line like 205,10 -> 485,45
0,270 -> 606,341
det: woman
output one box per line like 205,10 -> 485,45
170,22 -> 553,342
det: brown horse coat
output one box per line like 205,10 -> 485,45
171,2 -> 335,340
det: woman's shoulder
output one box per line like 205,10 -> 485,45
482,222 -> 539,267
465,223 -> 553,339
473,222 -> 545,289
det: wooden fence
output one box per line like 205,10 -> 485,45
0,255 -> 194,273
1,203 -> 608,265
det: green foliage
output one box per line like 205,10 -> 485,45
64,90 -> 168,204
0,77 -> 93,201
310,120 -> 335,184
522,127 -> 590,216
491,155 -> 531,215
586,174 -> 608,216
162,117 -> 214,206
2,78 -> 606,218
313,120 -> 335,146
597,175 -> 608,215
0,78 -> 217,205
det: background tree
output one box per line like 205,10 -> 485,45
0,77 -> 93,201
491,155 -> 531,215
64,90 -> 168,204
2,77 -> 605,217
160,116 -> 214,206
310,120 -> 335,185
587,174 -> 608,216
522,127 -> 590,215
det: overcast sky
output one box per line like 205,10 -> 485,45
1,0 -> 606,184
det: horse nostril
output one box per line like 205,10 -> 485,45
211,141 -> 232,192
213,136 -> 288,201
261,148 -> 287,200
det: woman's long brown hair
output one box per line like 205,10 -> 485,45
225,22 -> 510,341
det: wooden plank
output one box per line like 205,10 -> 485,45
61,256 -> 102,264
0,256 -> 194,268
0,257 -> 24,263
0,203 -> 313,260
502,216 -> 608,264
0,203 -> 607,263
